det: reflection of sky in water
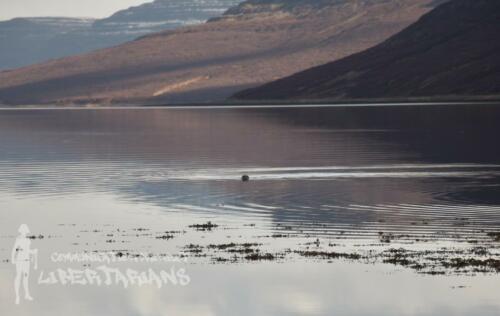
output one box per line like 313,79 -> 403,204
1,106 -> 500,315
2,262 -> 500,316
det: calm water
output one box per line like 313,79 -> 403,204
1,104 -> 500,315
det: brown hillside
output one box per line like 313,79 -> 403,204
234,0 -> 500,101
0,0 -> 438,105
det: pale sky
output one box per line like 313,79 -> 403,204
0,0 -> 151,21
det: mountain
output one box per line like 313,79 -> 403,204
0,17 -> 95,70
92,0 -> 240,36
233,0 -> 500,101
0,0 -> 240,71
0,0 -> 440,106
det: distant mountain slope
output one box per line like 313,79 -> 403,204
93,0 -> 239,35
233,0 -> 500,101
0,0 -> 440,105
0,18 -> 95,70
0,0 -> 240,71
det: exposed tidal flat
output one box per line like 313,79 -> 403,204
1,104 -> 500,315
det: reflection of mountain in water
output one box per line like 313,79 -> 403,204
0,106 -> 500,235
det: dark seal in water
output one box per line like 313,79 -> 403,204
242,175 -> 250,182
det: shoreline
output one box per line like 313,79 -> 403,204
0,100 -> 499,110
6,220 -> 500,277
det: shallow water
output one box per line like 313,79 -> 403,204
1,104 -> 500,315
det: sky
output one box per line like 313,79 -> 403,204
0,0 -> 151,21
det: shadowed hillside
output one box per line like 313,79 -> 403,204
0,0 -> 439,105
233,0 -> 500,101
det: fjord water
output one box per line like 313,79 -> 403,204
1,104 -> 500,315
